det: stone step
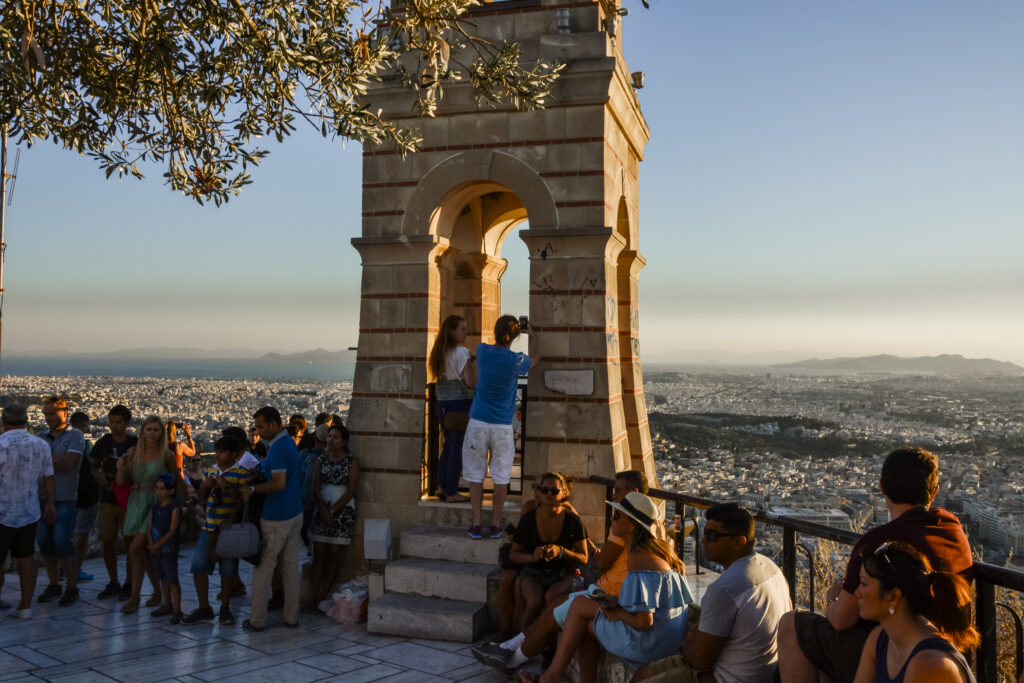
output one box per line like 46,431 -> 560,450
385,557 -> 500,603
416,498 -> 521,530
401,523 -> 509,566
366,593 -> 488,643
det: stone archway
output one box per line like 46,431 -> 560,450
348,0 -> 656,559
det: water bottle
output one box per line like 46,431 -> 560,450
571,567 -> 585,592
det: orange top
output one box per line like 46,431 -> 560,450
596,532 -> 629,595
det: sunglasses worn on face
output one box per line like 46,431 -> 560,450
703,528 -> 745,542
535,485 -> 560,495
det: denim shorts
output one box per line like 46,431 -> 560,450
75,503 -> 100,534
190,529 -> 238,578
152,553 -> 180,584
36,501 -> 77,557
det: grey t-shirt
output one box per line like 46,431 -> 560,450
39,427 -> 85,502
698,552 -> 793,683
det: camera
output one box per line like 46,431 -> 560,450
519,315 -> 529,330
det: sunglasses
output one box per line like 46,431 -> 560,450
702,528 -> 745,542
873,542 -> 900,575
534,485 -> 560,495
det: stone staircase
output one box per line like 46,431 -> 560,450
367,523 -> 505,642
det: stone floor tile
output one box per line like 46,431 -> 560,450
294,652 -> 372,674
186,647 -> 320,681
303,638 -> 361,653
443,661 -> 498,681
316,664 -> 405,683
214,661 -> 333,683
348,653 -> 386,666
369,671 -> 454,683
31,647 -> 175,679
47,671 -> 121,682
0,651 -> 34,676
93,640 -> 263,681
365,642 -> 476,675
0,646 -> 61,669
454,672 -> 510,683
217,627 -> 337,655
331,643 -> 381,657
409,638 -> 470,652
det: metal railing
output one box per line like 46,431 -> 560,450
591,475 -> 1024,683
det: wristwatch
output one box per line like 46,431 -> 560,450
248,486 -> 255,494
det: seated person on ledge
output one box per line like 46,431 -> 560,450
635,502 -> 791,683
475,470 -> 650,672
777,447 -> 973,683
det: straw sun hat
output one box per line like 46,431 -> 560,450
606,491 -> 661,536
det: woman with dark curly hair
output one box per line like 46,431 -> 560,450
853,541 -> 978,683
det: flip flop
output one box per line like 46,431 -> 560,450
446,494 -> 470,503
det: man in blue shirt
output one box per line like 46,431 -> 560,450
241,406 -> 303,630
464,315 -> 538,539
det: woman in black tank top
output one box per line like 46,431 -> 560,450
851,541 -> 977,683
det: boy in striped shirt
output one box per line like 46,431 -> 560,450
182,436 -> 249,626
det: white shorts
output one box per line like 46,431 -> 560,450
462,418 -> 515,485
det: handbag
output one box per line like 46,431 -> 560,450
443,410 -> 470,432
215,501 -> 262,559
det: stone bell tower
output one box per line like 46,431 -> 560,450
348,0 -> 655,557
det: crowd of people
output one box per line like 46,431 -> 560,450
0,356 -> 997,683
460,448 -> 983,683
0,397 -> 358,631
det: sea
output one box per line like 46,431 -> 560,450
1,357 -> 357,380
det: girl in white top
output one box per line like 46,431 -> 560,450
428,314 -> 476,502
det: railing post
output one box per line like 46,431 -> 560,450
425,383 -> 438,496
976,577 -> 997,683
783,525 -> 797,605
997,602 -> 1024,682
603,483 -> 614,539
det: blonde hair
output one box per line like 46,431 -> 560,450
125,415 -> 170,470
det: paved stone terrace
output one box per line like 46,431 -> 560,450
0,548 -> 509,683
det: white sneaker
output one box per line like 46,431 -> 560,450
10,608 -> 32,619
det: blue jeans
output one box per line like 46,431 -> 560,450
436,398 -> 472,497
190,529 -> 238,578
36,500 -> 77,557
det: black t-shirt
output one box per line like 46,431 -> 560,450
93,433 -> 139,505
512,508 -> 588,576
76,442 -> 99,508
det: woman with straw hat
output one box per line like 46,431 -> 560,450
514,492 -> 692,682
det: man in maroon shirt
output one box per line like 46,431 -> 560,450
777,447 -> 973,683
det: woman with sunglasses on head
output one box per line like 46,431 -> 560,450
507,472 -> 589,631
515,492 -> 690,683
853,541 -> 978,683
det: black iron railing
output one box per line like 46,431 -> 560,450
425,379 -> 528,496
591,475 -> 1024,683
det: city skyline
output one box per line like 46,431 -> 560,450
3,0 -> 1022,365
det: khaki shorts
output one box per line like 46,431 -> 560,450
644,654 -> 717,683
97,502 -> 124,543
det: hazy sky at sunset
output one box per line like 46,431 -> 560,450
4,0 -> 1022,364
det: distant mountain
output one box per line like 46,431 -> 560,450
775,354 -> 1023,375
259,348 -> 351,363
8,347 -> 261,360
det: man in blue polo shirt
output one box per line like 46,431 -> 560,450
242,406 -> 302,631
464,315 -> 538,539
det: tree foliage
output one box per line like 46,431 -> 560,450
1,0 -> 563,204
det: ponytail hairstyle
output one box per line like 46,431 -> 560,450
494,314 -> 521,346
630,523 -> 686,574
429,314 -> 466,380
862,541 -> 979,652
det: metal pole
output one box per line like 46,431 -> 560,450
0,123 -> 7,378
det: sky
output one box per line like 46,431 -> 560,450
3,0 -> 1023,365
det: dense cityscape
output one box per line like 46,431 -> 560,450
3,369 -> 1022,570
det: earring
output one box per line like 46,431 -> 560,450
888,604 -> 895,615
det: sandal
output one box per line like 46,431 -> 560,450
446,494 -> 470,503
120,597 -> 140,614
517,671 -> 541,683
145,593 -> 163,607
